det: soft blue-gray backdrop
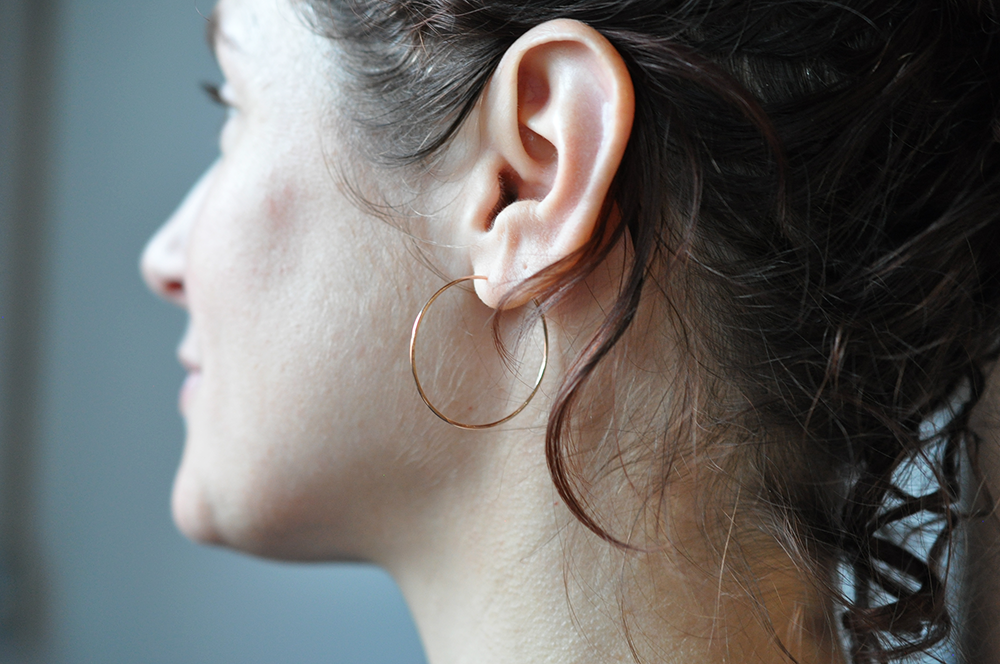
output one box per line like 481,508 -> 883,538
0,1 -> 426,662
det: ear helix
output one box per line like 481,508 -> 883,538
409,276 -> 548,430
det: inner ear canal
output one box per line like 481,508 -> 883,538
487,169 -> 519,232
520,124 -> 556,164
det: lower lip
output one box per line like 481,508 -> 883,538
179,371 -> 202,413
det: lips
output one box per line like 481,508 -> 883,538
177,324 -> 202,413
179,370 -> 202,413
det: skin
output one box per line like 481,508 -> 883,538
141,0 -> 840,662
967,367 -> 1000,661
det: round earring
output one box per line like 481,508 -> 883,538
409,276 -> 549,430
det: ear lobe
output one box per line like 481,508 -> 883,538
466,19 -> 635,309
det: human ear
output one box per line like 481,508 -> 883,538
464,19 -> 634,309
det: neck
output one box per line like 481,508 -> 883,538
380,428 -> 840,664
384,430 -> 629,664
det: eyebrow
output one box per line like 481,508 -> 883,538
205,8 -> 220,52
205,8 -> 240,54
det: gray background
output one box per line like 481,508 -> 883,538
0,0 -> 426,662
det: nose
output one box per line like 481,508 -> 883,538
141,164 -> 216,307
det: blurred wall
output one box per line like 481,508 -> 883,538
1,0 -> 54,659
1,1 -> 426,662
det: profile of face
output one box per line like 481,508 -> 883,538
141,0 -> 634,566
141,0 -> 464,562
139,1 -> 994,660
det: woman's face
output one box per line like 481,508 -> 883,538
141,0 -> 483,561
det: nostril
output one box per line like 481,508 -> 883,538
163,280 -> 185,299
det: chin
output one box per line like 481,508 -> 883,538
170,456 -> 367,563
171,466 -> 226,546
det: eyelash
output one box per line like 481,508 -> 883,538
201,82 -> 231,109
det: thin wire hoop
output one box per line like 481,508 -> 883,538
409,276 -> 549,430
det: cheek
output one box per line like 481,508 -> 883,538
189,170 -> 299,301
174,157 -> 434,554
177,166 -> 331,524
186,159 -> 314,389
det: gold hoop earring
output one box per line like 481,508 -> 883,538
409,276 -> 548,430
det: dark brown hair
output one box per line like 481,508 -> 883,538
306,1 -> 1000,661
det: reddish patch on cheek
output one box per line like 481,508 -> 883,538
248,179 -> 301,284
265,181 -> 299,229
